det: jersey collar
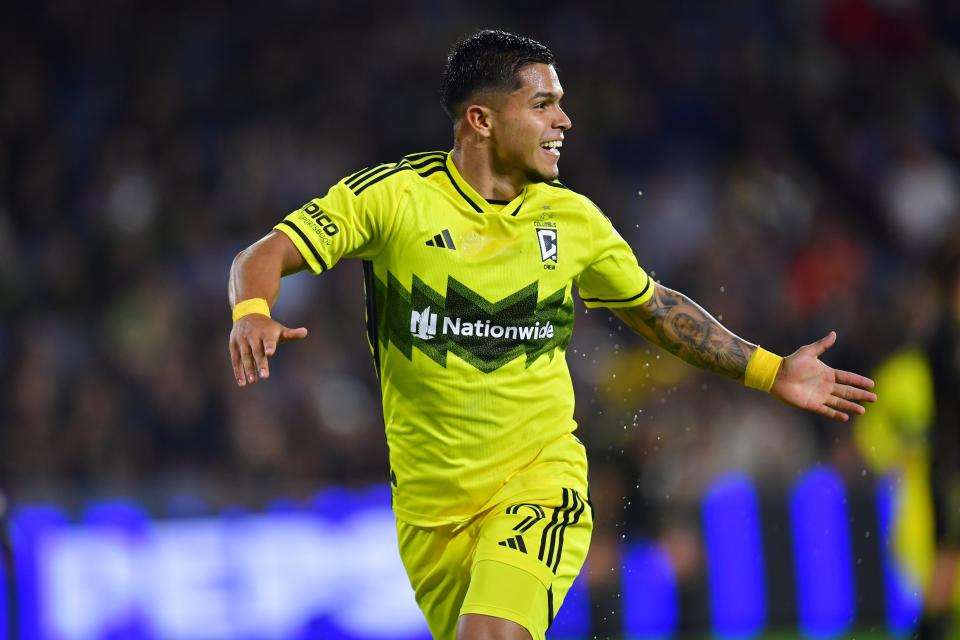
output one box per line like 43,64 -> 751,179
444,152 -> 527,216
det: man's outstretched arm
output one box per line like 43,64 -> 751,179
611,284 -> 877,421
228,231 -> 309,387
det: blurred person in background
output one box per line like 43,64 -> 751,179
853,231 -> 960,640
228,29 -> 877,640
921,232 -> 960,639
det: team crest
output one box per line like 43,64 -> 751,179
535,225 -> 558,269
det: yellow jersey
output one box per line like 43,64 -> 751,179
274,151 -> 653,525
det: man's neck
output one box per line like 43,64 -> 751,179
450,145 -> 526,202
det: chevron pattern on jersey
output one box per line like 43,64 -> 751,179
369,273 -> 574,373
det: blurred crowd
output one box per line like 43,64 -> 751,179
1,0 -> 959,542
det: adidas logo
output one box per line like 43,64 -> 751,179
497,535 -> 527,553
425,229 -> 456,250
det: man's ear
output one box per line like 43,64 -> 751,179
463,104 -> 495,138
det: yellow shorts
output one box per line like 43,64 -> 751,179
396,487 -> 593,640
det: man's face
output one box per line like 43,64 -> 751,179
488,63 -> 572,184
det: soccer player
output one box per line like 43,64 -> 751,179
228,30 -> 877,640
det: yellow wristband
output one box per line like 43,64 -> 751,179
232,298 -> 271,323
744,346 -> 783,392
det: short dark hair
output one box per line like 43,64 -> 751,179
440,29 -> 556,120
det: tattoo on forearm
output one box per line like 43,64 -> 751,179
632,287 -> 749,380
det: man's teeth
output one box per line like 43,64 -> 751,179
541,141 -> 562,149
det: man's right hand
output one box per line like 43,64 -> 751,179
229,314 -> 308,387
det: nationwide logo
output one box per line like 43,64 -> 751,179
410,306 -> 438,339
369,273 -> 573,372
409,306 -> 555,342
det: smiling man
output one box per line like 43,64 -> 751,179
228,30 -> 877,640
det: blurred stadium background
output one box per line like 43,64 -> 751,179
2,0 -> 960,637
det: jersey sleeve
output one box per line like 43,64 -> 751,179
575,207 -> 655,309
273,166 -> 403,274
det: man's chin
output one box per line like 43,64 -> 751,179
528,165 -> 560,184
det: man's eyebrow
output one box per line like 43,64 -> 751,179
530,91 -> 562,101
